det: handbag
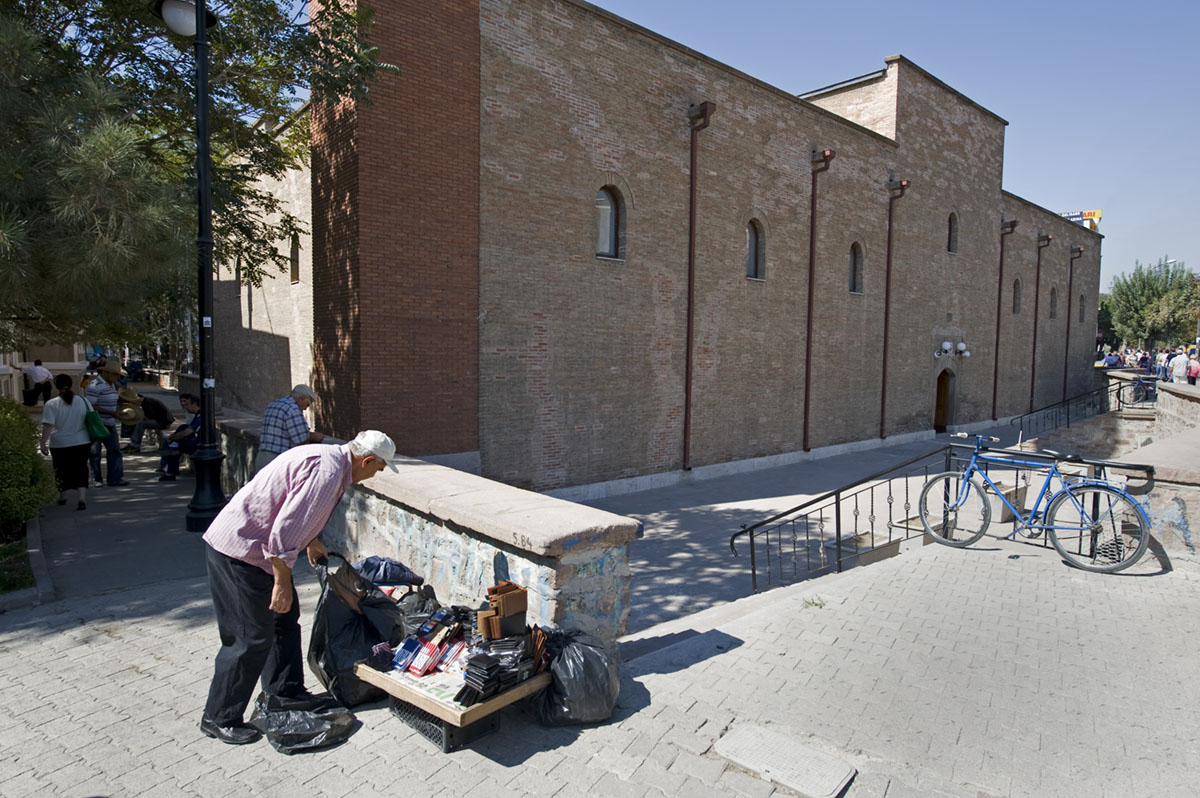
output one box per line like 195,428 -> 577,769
83,398 -> 109,442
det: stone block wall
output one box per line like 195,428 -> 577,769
1021,411 -> 1155,461
216,420 -> 640,641
1153,383 -> 1200,440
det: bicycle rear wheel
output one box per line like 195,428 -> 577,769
1046,485 -> 1149,573
918,472 -> 991,547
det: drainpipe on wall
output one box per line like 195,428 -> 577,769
991,219 -> 1019,419
1028,232 -> 1053,413
1062,246 -> 1084,402
802,147 -> 836,451
683,101 -> 715,472
879,175 -> 909,439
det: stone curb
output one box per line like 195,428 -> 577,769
0,514 -> 55,612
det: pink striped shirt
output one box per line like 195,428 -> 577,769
203,444 -> 353,574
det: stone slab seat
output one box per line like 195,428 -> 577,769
360,460 -> 639,558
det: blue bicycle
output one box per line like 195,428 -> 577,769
918,434 -> 1150,573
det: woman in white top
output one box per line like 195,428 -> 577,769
39,374 -> 91,510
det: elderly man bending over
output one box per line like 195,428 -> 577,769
199,430 -> 398,745
255,384 -> 325,473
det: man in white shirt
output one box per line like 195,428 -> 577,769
1170,348 -> 1189,383
21,360 -> 53,404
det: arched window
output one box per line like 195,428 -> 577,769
1078,294 -> 1085,323
1012,278 -> 1021,315
947,213 -> 959,253
746,219 -> 765,279
1049,287 -> 1058,319
848,242 -> 863,293
595,187 -> 624,259
289,233 -> 300,284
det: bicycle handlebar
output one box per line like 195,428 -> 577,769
951,433 -> 1000,442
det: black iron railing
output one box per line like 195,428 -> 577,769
729,442 -> 1155,593
1011,375 -> 1159,441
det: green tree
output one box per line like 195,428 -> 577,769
0,0 -> 395,350
1107,257 -> 1192,348
1096,293 -> 1116,350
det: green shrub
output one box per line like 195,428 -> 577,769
0,397 -> 56,542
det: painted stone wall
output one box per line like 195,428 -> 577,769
216,420 -> 640,640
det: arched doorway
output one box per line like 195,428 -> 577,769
934,369 -> 956,433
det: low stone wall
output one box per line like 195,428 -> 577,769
1021,410 -> 1155,461
1154,382 -> 1200,440
216,421 -> 640,641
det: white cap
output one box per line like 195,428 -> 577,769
351,430 -> 398,472
291,384 -> 317,401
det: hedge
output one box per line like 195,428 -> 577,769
0,397 -> 56,542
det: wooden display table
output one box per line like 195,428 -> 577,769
354,662 -> 550,752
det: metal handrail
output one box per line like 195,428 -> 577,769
729,444 -> 950,555
730,440 -> 1155,593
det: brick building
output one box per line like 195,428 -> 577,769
215,0 -> 1102,492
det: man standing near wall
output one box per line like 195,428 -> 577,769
199,430 -> 398,744
255,384 -> 325,473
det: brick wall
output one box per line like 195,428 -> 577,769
472,2 -> 1101,490
311,0 -> 480,454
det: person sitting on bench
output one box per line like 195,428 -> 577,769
160,393 -> 201,481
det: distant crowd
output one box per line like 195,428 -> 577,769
1098,347 -> 1200,385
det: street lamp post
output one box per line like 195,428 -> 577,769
151,0 -> 226,531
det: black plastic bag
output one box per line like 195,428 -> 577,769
395,584 -> 441,638
248,691 -> 360,755
537,629 -> 621,726
307,553 -> 409,706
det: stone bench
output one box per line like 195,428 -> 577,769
216,420 -> 640,642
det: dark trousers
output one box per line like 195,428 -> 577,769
89,425 -> 123,485
203,544 -> 304,725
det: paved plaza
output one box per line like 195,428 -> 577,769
2,428 -> 1198,797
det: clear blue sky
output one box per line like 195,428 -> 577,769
588,0 -> 1198,293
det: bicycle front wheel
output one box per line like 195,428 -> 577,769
1046,485 -> 1149,573
919,472 -> 991,547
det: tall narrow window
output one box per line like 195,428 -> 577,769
947,213 -> 959,253
1012,278 -> 1021,315
1078,294 -> 1085,323
848,242 -> 863,293
595,187 -> 623,259
289,233 -> 300,284
746,219 -> 765,279
1049,287 -> 1058,319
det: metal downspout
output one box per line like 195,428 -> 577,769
1062,246 -> 1084,401
802,147 -> 835,451
991,220 -> 1018,419
879,176 -> 909,439
683,101 -> 715,471
1028,233 -> 1052,413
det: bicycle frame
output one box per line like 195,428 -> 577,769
951,448 -> 1131,538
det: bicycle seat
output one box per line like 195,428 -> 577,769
1041,449 -> 1083,462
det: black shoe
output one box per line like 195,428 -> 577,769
159,474 -> 176,482
110,480 -> 129,486
200,716 -> 262,745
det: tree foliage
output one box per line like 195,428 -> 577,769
0,0 -> 395,349
1107,257 -> 1196,348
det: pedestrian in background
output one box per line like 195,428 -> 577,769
22,360 -> 53,404
85,361 -> 127,487
254,384 -> 325,474
38,375 -> 91,510
1189,353 -> 1200,386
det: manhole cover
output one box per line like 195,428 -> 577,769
715,724 -> 855,798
